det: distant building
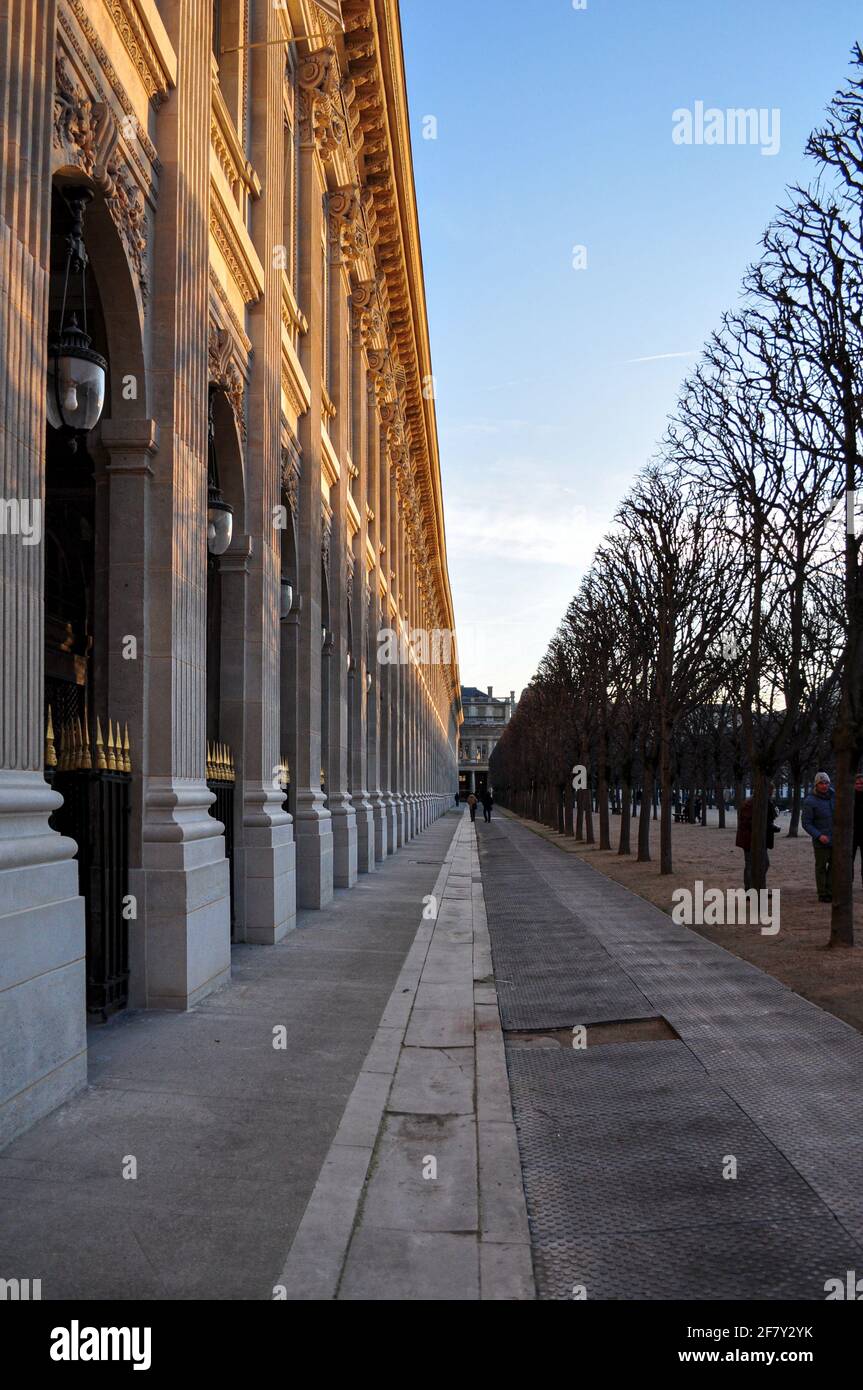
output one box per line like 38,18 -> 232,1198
458,687 -> 516,798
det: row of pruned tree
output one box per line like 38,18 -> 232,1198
491,47 -> 863,948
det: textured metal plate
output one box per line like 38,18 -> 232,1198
478,814 -> 863,1299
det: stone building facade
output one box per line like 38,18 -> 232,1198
0,0 -> 460,1145
458,686 -> 516,798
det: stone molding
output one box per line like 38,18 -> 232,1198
53,51 -> 149,302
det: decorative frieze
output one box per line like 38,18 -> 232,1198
208,325 -> 246,438
54,53 -> 149,303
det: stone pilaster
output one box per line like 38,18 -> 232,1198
325,206 -> 357,889
349,339 -> 374,873
242,0 -> 295,942
294,95 -> 333,908
142,0 -> 230,1010
367,385 -> 388,861
0,0 -> 88,1144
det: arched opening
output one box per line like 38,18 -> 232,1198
346,598 -> 355,797
320,554 -> 331,801
205,382 -> 246,940
279,499 -> 299,819
44,181 -> 132,1021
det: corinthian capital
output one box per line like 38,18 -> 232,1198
328,184 -> 369,265
297,48 -> 345,161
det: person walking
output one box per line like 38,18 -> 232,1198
802,772 -> 836,903
454,789 -> 460,808
736,785 -> 780,892
467,791 -> 478,824
853,772 -> 863,887
482,788 -> 494,823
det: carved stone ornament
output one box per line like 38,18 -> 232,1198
297,49 -> 345,162
208,325 -> 246,439
281,445 -> 301,518
54,53 -> 149,301
329,185 -> 369,265
351,278 -> 384,345
321,511 -> 332,574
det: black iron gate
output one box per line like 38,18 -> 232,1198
47,714 -> 132,1020
207,743 -> 236,940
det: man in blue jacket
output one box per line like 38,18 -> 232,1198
801,772 -> 836,903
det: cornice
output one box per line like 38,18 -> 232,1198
103,0 -> 176,103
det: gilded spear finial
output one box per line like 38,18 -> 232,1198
106,719 -> 117,772
123,723 -> 131,774
45,707 -> 57,769
80,715 -> 92,770
206,742 -> 213,781
95,716 -> 107,770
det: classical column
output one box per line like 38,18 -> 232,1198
365,382 -> 387,860
143,0 -> 230,1009
240,0 -> 295,942
293,64 -> 333,908
390,468 -> 405,846
324,194 -> 357,889
0,0 -> 88,1144
348,327 -> 374,872
380,430 -> 398,852
100,419 -> 157,1005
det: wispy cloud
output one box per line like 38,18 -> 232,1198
446,498 -> 608,568
623,350 -> 698,365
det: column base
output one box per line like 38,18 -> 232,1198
370,793 -> 389,862
352,793 -> 375,874
240,788 -> 296,944
330,797 -> 358,889
142,780 -> 232,1010
295,789 -> 334,908
0,773 -> 87,1148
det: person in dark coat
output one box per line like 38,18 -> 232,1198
853,773 -> 863,886
467,792 -> 478,823
801,773 -> 835,903
736,785 -> 779,892
482,789 -> 494,823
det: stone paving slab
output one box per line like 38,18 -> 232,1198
314,814 -> 536,1301
0,814 -> 463,1301
477,813 -> 863,1300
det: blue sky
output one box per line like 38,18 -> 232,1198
400,0 -> 862,698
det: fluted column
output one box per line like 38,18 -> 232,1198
390,470 -> 405,846
240,0 -> 295,941
325,214 -> 356,889
293,97 -> 333,909
349,338 -> 374,872
0,0 -> 87,1143
142,0 -> 230,1008
381,436 -> 397,851
367,386 -> 387,860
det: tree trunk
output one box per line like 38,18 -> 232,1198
830,741 -> 856,947
564,777 -> 574,837
660,722 -> 673,875
716,779 -> 726,830
750,769 -> 770,893
788,760 -> 802,838
619,781 -> 632,855
638,766 -> 654,862
583,786 -> 595,844
575,789 -> 584,841
598,765 -> 611,850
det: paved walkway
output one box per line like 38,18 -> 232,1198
0,810 -> 534,1302
279,811 -> 533,1300
0,813 -> 464,1298
478,811 -> 863,1301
